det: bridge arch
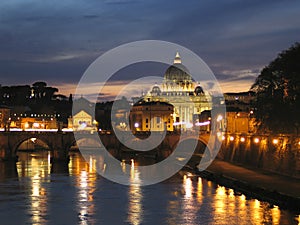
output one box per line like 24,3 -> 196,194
13,137 -> 53,153
176,135 -> 212,168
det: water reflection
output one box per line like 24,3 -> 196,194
17,151 -> 51,225
70,153 -> 97,225
0,161 -> 18,181
127,159 -> 143,225
182,175 -> 198,225
0,151 -> 297,225
197,177 -> 203,203
17,151 -> 51,177
30,173 -> 48,224
166,173 -> 298,225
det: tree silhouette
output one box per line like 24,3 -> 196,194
251,42 -> 300,133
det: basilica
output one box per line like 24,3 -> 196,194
141,52 -> 212,130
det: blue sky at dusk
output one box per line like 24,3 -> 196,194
0,0 -> 300,99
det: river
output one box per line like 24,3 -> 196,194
0,151 -> 298,225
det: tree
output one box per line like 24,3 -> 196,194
251,42 -> 300,133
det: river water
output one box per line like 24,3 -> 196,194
0,151 -> 298,225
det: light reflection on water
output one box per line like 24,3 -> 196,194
0,151 -> 297,225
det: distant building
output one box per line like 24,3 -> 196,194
130,100 -> 174,132
70,97 -> 97,130
19,117 -> 57,130
73,96 -> 95,116
0,106 -> 10,129
136,52 -> 212,131
69,110 -> 94,130
225,111 -> 255,133
224,91 -> 255,112
196,110 -> 211,132
196,110 -> 256,134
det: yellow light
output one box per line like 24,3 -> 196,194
217,115 -> 223,122
33,122 -> 39,128
240,137 -> 245,142
273,139 -> 279,144
298,141 -> 300,146
222,136 -> 225,141
254,138 -> 260,143
230,136 -> 234,141
240,194 -> 246,201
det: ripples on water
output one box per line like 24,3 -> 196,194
0,151 -> 298,225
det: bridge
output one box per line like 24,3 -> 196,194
0,131 -> 214,163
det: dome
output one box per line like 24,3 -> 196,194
164,52 -> 193,83
194,85 -> 204,95
150,85 -> 161,96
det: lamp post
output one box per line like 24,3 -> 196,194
217,114 -> 223,132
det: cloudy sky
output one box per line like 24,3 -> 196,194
0,0 -> 299,100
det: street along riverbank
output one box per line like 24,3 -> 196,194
190,159 -> 300,212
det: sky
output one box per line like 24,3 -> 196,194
0,0 -> 300,100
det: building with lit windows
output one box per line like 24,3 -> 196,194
130,100 -> 174,132
0,105 -> 10,129
141,52 -> 212,130
224,91 -> 255,112
69,110 -> 93,130
69,97 -> 97,130
225,111 -> 255,133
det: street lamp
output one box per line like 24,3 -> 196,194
216,114 -> 223,132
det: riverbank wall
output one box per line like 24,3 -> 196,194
217,134 -> 300,179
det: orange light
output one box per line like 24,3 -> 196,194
240,137 -> 245,142
273,139 -> 279,144
254,138 -> 260,143
230,136 -> 234,141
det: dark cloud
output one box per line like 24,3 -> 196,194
0,0 -> 299,95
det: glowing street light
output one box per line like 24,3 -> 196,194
134,122 -> 139,128
217,115 -> 223,122
254,138 -> 260,143
273,139 -> 279,145
229,136 -> 234,141
240,137 -> 245,142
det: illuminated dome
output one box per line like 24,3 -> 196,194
150,84 -> 161,96
164,52 -> 193,82
162,52 -> 194,92
194,85 -> 204,95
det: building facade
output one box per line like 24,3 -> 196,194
224,91 -> 255,112
0,106 -> 10,129
69,110 -> 93,130
141,52 -> 212,130
130,101 -> 174,132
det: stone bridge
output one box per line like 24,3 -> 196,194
0,131 -> 215,163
